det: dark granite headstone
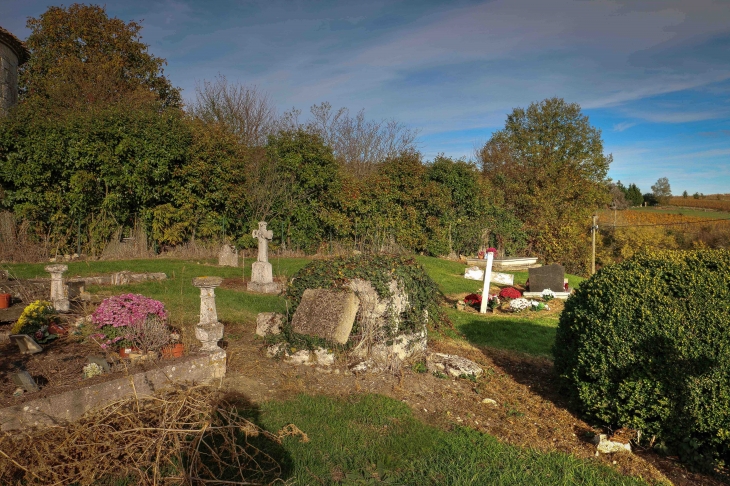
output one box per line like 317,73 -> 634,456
528,264 -> 565,293
12,371 -> 39,392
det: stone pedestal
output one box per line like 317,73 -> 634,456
45,264 -> 69,312
192,277 -> 224,352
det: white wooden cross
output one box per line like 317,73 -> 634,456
479,252 -> 494,314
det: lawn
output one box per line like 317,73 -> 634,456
246,393 -> 647,485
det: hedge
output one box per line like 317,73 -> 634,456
554,249 -> 730,470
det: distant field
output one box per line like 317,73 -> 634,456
667,195 -> 730,212
597,208 -> 730,227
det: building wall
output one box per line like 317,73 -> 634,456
0,41 -> 20,116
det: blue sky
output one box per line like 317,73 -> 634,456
3,0 -> 730,194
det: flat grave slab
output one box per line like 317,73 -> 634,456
291,289 -> 360,344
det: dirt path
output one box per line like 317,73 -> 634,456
221,320 -> 723,486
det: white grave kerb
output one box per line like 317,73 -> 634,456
479,252 -> 494,314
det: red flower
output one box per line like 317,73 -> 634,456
498,287 -> 522,299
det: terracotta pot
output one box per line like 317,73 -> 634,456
162,343 -> 185,359
49,323 -> 67,336
119,346 -> 140,359
0,293 -> 11,309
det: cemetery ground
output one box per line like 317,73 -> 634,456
0,256 -> 722,485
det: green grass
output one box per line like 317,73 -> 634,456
415,255 -> 585,297
243,393 -> 648,485
446,308 -> 558,358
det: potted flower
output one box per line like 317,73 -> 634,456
11,300 -> 60,344
90,294 -> 169,357
161,328 -> 185,358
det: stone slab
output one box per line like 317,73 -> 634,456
528,263 -> 565,293
0,351 -> 226,431
291,289 -> 360,344
218,245 -> 239,267
11,371 -> 39,393
464,267 -> 514,285
10,334 -> 42,354
522,291 -> 571,300
256,312 -> 283,337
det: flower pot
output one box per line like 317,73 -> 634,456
48,323 -> 67,336
119,346 -> 140,359
0,293 -> 11,309
162,343 -> 185,359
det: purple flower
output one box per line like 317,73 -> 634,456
91,294 -> 167,329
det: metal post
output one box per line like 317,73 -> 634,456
591,214 -> 597,275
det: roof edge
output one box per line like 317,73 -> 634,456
0,26 -> 29,65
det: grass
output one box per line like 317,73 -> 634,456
415,255 -> 585,296
446,308 -> 558,358
242,393 -> 648,485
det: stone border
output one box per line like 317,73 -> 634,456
0,350 -> 226,431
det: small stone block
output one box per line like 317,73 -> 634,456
256,312 -> 283,337
12,371 -> 39,392
10,334 -> 43,354
193,276 -> 224,288
87,355 -> 110,373
291,289 -> 360,344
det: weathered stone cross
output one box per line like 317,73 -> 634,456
252,221 -> 273,263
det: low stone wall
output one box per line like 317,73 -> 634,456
0,350 -> 226,431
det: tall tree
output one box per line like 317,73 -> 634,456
625,183 -> 644,207
477,97 -> 611,273
20,3 -> 181,113
651,177 -> 672,205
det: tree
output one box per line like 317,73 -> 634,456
683,190 -> 688,198
20,3 -> 181,113
307,102 -> 419,178
190,75 -> 277,146
625,183 -> 643,206
477,97 -> 611,273
651,177 -> 672,205
609,183 -> 629,210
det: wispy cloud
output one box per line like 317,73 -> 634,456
613,122 -> 637,132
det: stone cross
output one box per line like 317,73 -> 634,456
45,264 -> 69,312
252,221 -> 273,263
192,276 -> 224,352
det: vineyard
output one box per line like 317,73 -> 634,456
667,195 -> 730,212
596,209 -> 730,265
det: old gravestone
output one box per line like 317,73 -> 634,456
247,222 -> 279,294
12,371 -> 39,392
528,263 -> 565,293
291,289 -> 360,344
218,244 -> 238,267
10,334 -> 42,354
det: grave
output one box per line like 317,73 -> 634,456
218,244 -> 239,267
528,263 -> 565,293
247,221 -> 280,294
291,289 -> 360,344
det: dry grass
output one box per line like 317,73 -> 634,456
0,212 -> 47,263
0,385 -> 294,485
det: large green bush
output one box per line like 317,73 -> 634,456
554,249 -> 730,470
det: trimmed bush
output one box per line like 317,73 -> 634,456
554,249 -> 730,470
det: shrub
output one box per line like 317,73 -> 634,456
554,249 -> 730,470
12,300 -> 57,335
499,287 -> 522,299
285,254 -> 445,348
91,294 -> 168,350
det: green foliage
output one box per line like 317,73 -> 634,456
625,183 -> 644,207
286,254 -> 444,336
479,97 -> 612,273
651,177 -> 672,205
554,249 -> 730,470
20,3 -> 181,113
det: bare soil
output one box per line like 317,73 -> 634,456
222,318 -> 728,486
